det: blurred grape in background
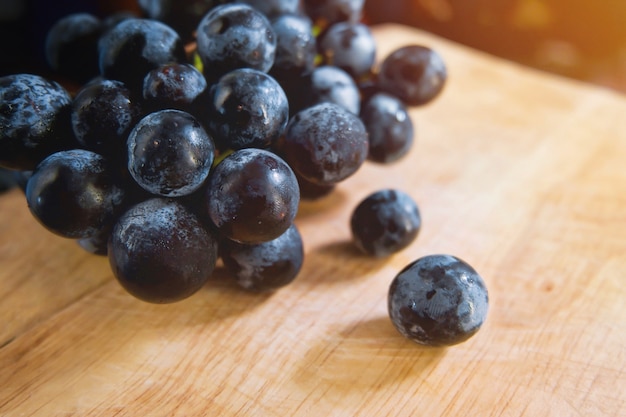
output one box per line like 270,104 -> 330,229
364,0 -> 626,93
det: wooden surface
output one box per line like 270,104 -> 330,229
1,24 -> 625,416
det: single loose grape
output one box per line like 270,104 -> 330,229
388,254 -> 489,346
351,189 -> 421,257
378,45 -> 447,106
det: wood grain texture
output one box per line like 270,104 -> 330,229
1,24 -> 625,417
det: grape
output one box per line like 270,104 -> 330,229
108,198 -> 219,304
378,45 -> 447,106
142,62 -> 208,113
360,92 -> 414,163
71,79 -> 141,160
127,109 -> 215,197
268,13 -> 317,115
220,223 -> 304,292
350,189 -> 421,257
317,22 -> 376,79
282,102 -> 369,185
196,4 -> 277,81
388,254 -> 489,346
206,68 -> 289,150
45,13 -> 102,83
270,13 -> 317,80
98,18 -> 186,93
25,149 -> 126,239
306,65 -> 360,114
0,74 -> 75,171
1,3 -> 455,309
204,148 -> 299,244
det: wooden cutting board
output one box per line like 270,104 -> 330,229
1,24 -> 625,416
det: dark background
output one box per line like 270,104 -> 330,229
0,0 -> 139,77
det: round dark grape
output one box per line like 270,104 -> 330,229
25,149 -> 126,239
303,0 -> 365,25
127,109 -> 215,197
45,13 -> 102,83
351,189 -> 421,257
360,92 -> 414,163
283,102 -> 368,186
72,79 -> 141,159
98,18 -> 186,93
196,3 -> 277,81
205,148 -> 299,244
318,22 -> 376,79
378,45 -> 447,106
270,13 -> 317,80
207,68 -> 289,150
388,254 -> 489,346
0,74 -> 75,170
108,198 -> 219,304
306,65 -> 360,114
220,223 -> 304,292
142,62 -> 208,113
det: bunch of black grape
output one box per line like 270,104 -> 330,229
0,0 -> 450,306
